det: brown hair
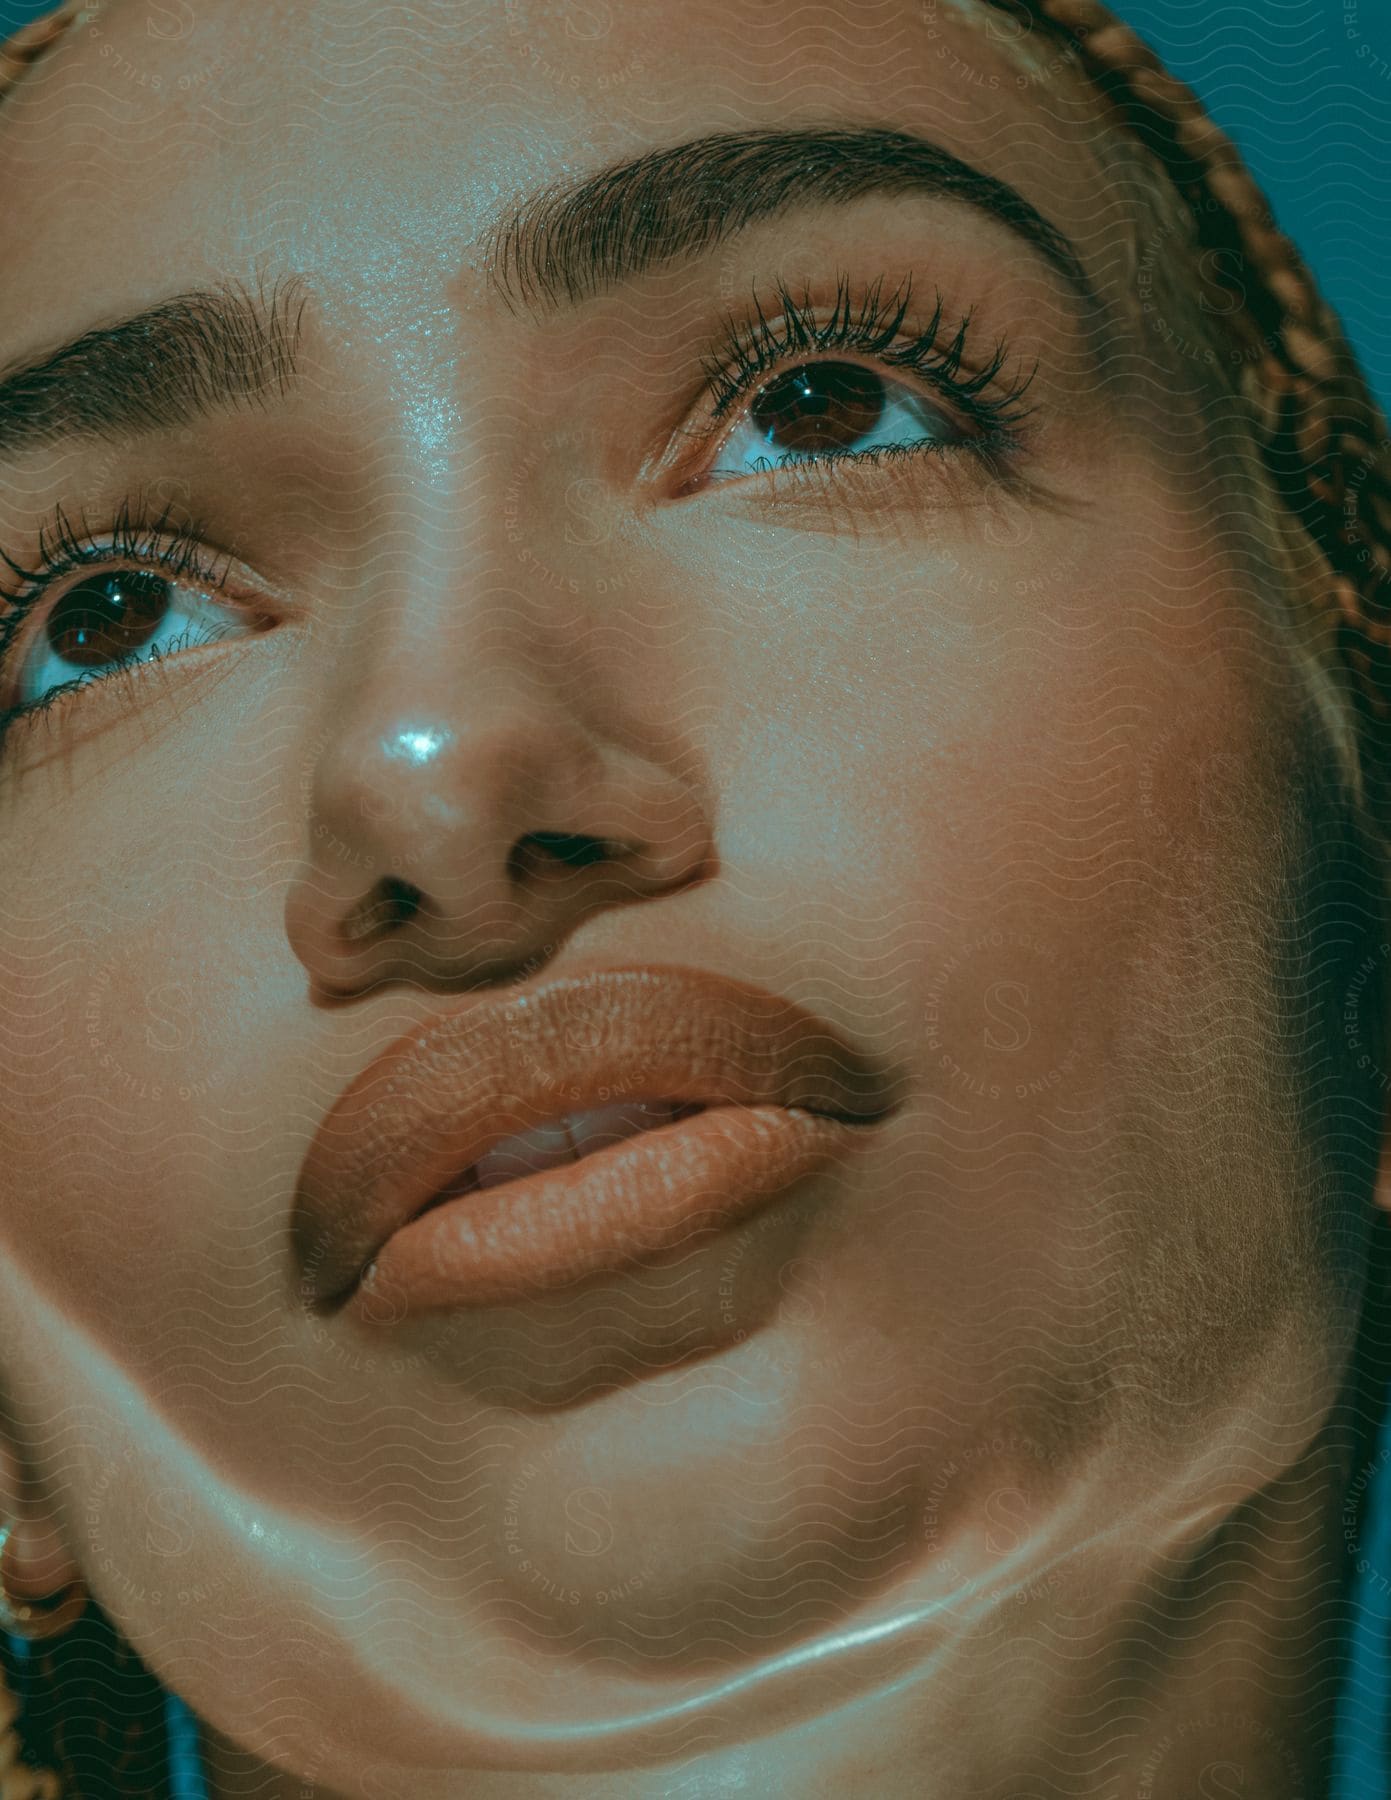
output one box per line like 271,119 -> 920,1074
985,0 -> 1391,816
0,1 -> 1388,1792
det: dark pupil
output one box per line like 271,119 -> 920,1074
751,362 -> 886,456
48,572 -> 170,667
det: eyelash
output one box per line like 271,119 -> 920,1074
689,272 -> 1037,485
0,495 -> 235,742
0,286 -> 1030,745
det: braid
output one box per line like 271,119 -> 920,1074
980,0 -> 1391,818
0,1606 -> 172,1798
8,0 -> 1386,799
0,1652 -> 59,1800
0,1 -> 1388,1795
0,4 -> 74,95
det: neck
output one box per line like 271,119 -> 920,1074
197,1412 -> 1366,1800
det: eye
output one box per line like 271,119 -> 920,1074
6,568 -> 250,713
707,358 -> 971,484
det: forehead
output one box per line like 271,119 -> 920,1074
0,0 -> 1120,357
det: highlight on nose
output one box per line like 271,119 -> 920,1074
283,691 -> 713,995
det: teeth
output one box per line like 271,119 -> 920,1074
469,1098 -> 701,1192
561,1097 -> 693,1163
473,1115 -> 576,1191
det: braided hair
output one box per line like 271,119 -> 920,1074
0,0 -> 1388,1792
0,8 -> 184,1789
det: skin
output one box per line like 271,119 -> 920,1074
0,0 -> 1386,1795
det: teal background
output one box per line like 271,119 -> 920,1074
1117,0 -> 1389,418
0,0 -> 1385,1794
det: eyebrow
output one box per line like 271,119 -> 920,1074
0,129 -> 1087,462
488,125 -> 1096,313
0,276 -> 307,462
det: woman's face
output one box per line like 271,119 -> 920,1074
0,0 -> 1379,1792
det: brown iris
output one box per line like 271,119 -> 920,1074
45,572 -> 169,669
749,362 -> 887,457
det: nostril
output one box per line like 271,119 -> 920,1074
512,832 -> 612,876
343,876 -> 425,942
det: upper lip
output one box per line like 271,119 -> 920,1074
293,963 -> 902,1308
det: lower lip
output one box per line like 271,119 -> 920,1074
347,1104 -> 867,1321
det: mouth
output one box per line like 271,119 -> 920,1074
292,964 -> 902,1319
414,1094 -> 715,1207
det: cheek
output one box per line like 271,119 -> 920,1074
738,491 -> 1305,1090
0,724 -> 295,1332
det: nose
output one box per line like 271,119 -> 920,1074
284,670 -> 712,996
